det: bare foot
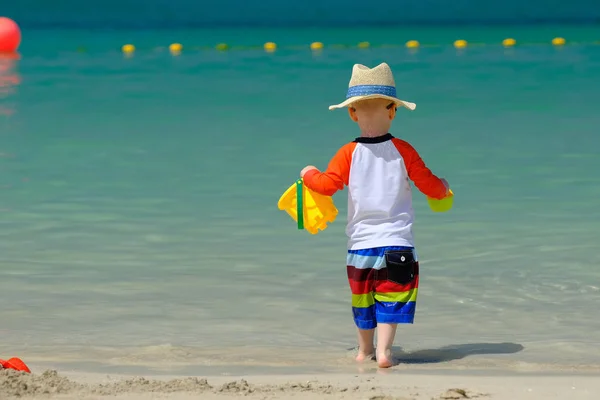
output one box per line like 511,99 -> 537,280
356,350 -> 375,363
376,350 -> 394,368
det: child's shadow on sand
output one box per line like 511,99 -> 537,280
392,342 -> 524,364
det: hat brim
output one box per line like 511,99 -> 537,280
328,94 -> 416,111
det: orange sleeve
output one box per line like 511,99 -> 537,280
303,142 -> 356,196
392,138 -> 448,200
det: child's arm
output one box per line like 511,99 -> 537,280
392,139 -> 449,200
300,142 -> 355,196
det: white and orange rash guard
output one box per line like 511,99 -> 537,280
303,133 -> 447,250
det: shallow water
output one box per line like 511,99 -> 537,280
1,26 -> 600,375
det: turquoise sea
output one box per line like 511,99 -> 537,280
1,25 -> 600,375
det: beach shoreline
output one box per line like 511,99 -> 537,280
2,366 -> 598,400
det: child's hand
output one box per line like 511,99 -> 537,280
300,165 -> 319,178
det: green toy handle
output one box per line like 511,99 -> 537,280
296,179 -> 304,230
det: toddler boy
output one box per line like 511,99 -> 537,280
301,63 -> 450,368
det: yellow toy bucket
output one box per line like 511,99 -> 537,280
427,189 -> 454,212
278,179 -> 338,234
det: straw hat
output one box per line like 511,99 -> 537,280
329,63 -> 416,111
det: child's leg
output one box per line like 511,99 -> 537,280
347,249 -> 379,363
356,328 -> 375,361
373,246 -> 420,368
376,323 -> 397,368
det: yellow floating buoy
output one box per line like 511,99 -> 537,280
357,41 -> 370,49
122,44 -> 135,54
169,43 -> 183,54
215,43 -> 229,51
310,41 -> 324,51
502,38 -> 516,47
552,37 -> 566,46
454,39 -> 467,49
264,42 -> 277,52
405,40 -> 420,49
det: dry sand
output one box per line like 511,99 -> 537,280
1,368 -> 598,400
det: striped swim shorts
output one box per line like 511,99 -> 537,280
346,246 -> 419,330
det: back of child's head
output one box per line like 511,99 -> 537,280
350,98 -> 395,136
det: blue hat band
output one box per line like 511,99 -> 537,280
346,84 -> 396,99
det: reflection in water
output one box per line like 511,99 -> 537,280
0,53 -> 21,116
0,53 -> 20,204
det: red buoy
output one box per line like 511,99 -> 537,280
0,17 -> 21,53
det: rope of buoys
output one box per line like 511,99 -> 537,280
115,37 -> 593,55
111,36 -> 600,55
